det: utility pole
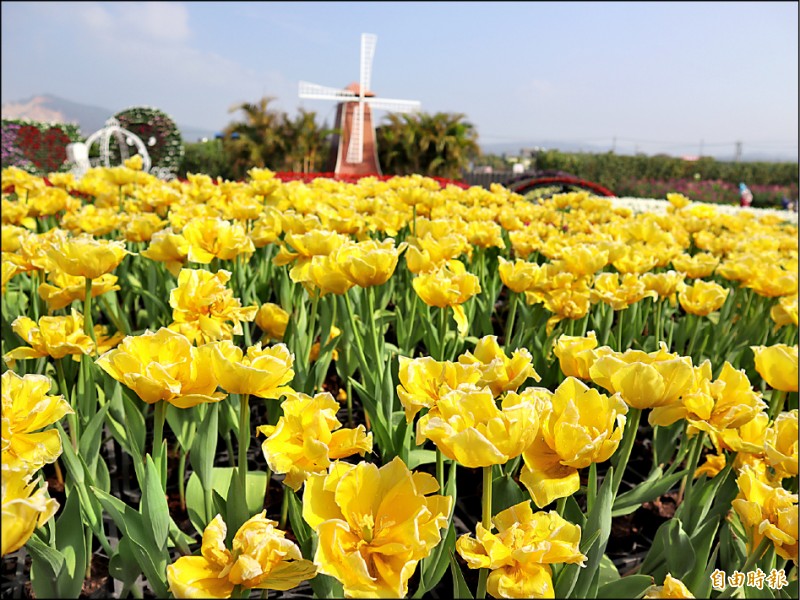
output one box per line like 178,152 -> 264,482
612,136 -> 616,153
735,140 -> 742,163
699,139 -> 704,156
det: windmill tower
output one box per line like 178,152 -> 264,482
299,33 -> 421,176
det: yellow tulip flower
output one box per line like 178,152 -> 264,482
764,410 -> 798,478
640,271 -> 686,305
1,259 -> 19,293
520,377 -> 627,508
694,454 -> 727,480
553,331 -> 601,380
671,252 -> 720,279
37,271 -> 120,311
678,279 -> 729,316
257,390 -> 372,490
744,264 -> 797,298
255,303 -> 289,342
140,228 -> 190,276
1,468 -> 59,557
121,212 -> 166,243
732,466 -> 798,563
643,574 -> 695,599
96,328 -> 225,408
61,205 -> 122,236
457,335 -> 540,397
337,238 -> 405,288
416,385 -> 542,468
666,193 -> 691,209
4,311 -> 95,367
396,356 -> 482,422
589,348 -> 694,410
302,457 -> 452,598
166,512 -> 316,598
590,272 -> 657,311
560,244 -> 609,277
209,340 -> 294,399
752,344 -> 799,392
180,216 -> 255,264
1,371 -> 73,473
770,294 -> 798,329
303,252 -> 355,296
168,268 -> 257,345
456,501 -> 586,599
273,229 -> 348,281
412,260 -> 481,336
46,234 -> 129,280
467,220 -> 505,249
498,257 -> 545,293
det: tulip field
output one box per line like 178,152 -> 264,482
1,160 -> 798,599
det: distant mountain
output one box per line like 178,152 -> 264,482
1,94 -> 217,142
479,139 -> 798,163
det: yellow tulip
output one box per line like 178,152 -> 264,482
96,328 -> 225,408
37,271 -> 120,311
255,302 -> 289,341
1,468 -> 59,557
166,512 -> 316,598
1,371 -> 73,472
249,208 -> 283,248
743,264 -> 797,298
1,259 -> 19,293
337,238 -> 405,287
303,252 -> 355,296
181,216 -> 255,264
121,212 -> 166,243
457,335 -> 540,397
643,574 -> 695,599
209,340 -> 294,399
273,229 -> 348,281
590,272 -> 657,311
302,457 -> 452,598
405,232 -> 470,273
589,350 -> 694,410
560,244 -> 608,277
168,268 -> 257,345
764,410 -> 798,478
396,356 -> 481,422
666,193 -> 691,209
456,501 -> 586,599
416,385 -> 541,468
640,271 -> 686,305
140,228 -> 190,276
61,205 -> 122,236
413,260 -> 481,336
671,252 -> 720,279
4,311 -> 95,367
520,378 -> 627,508
732,466 -> 798,563
678,279 -> 729,316
257,391 -> 372,490
467,220 -> 505,249
553,331 -> 602,380
752,344 -> 798,392
46,234 -> 129,280
650,361 -> 766,432
694,454 -> 727,479
498,257 -> 545,293
770,294 -> 798,329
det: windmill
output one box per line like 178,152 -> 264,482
299,33 -> 421,176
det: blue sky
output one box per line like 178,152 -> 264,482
2,1 -> 797,158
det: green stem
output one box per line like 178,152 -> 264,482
83,277 -> 97,347
437,305 -> 447,361
346,378 -> 354,428
279,488 -> 290,530
436,448 -> 445,492
238,394 -> 251,503
616,307 -> 625,351
366,286 -> 383,379
717,537 -> 772,598
556,496 -> 567,517
587,462 -> 597,513
768,389 -> 787,420
504,292 -> 518,350
84,524 -> 93,579
476,466 -> 493,600
178,448 -> 187,512
153,401 -> 167,478
680,432 -> 705,506
55,359 -> 79,449
611,408 -> 641,495
343,292 -> 369,379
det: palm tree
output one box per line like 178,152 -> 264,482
376,112 -> 479,178
223,97 -> 288,179
282,109 -> 335,173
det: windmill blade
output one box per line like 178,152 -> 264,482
298,80 -> 357,100
346,101 -> 364,164
364,97 -> 422,113
360,33 -> 377,96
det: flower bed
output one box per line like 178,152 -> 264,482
1,166 -> 798,599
